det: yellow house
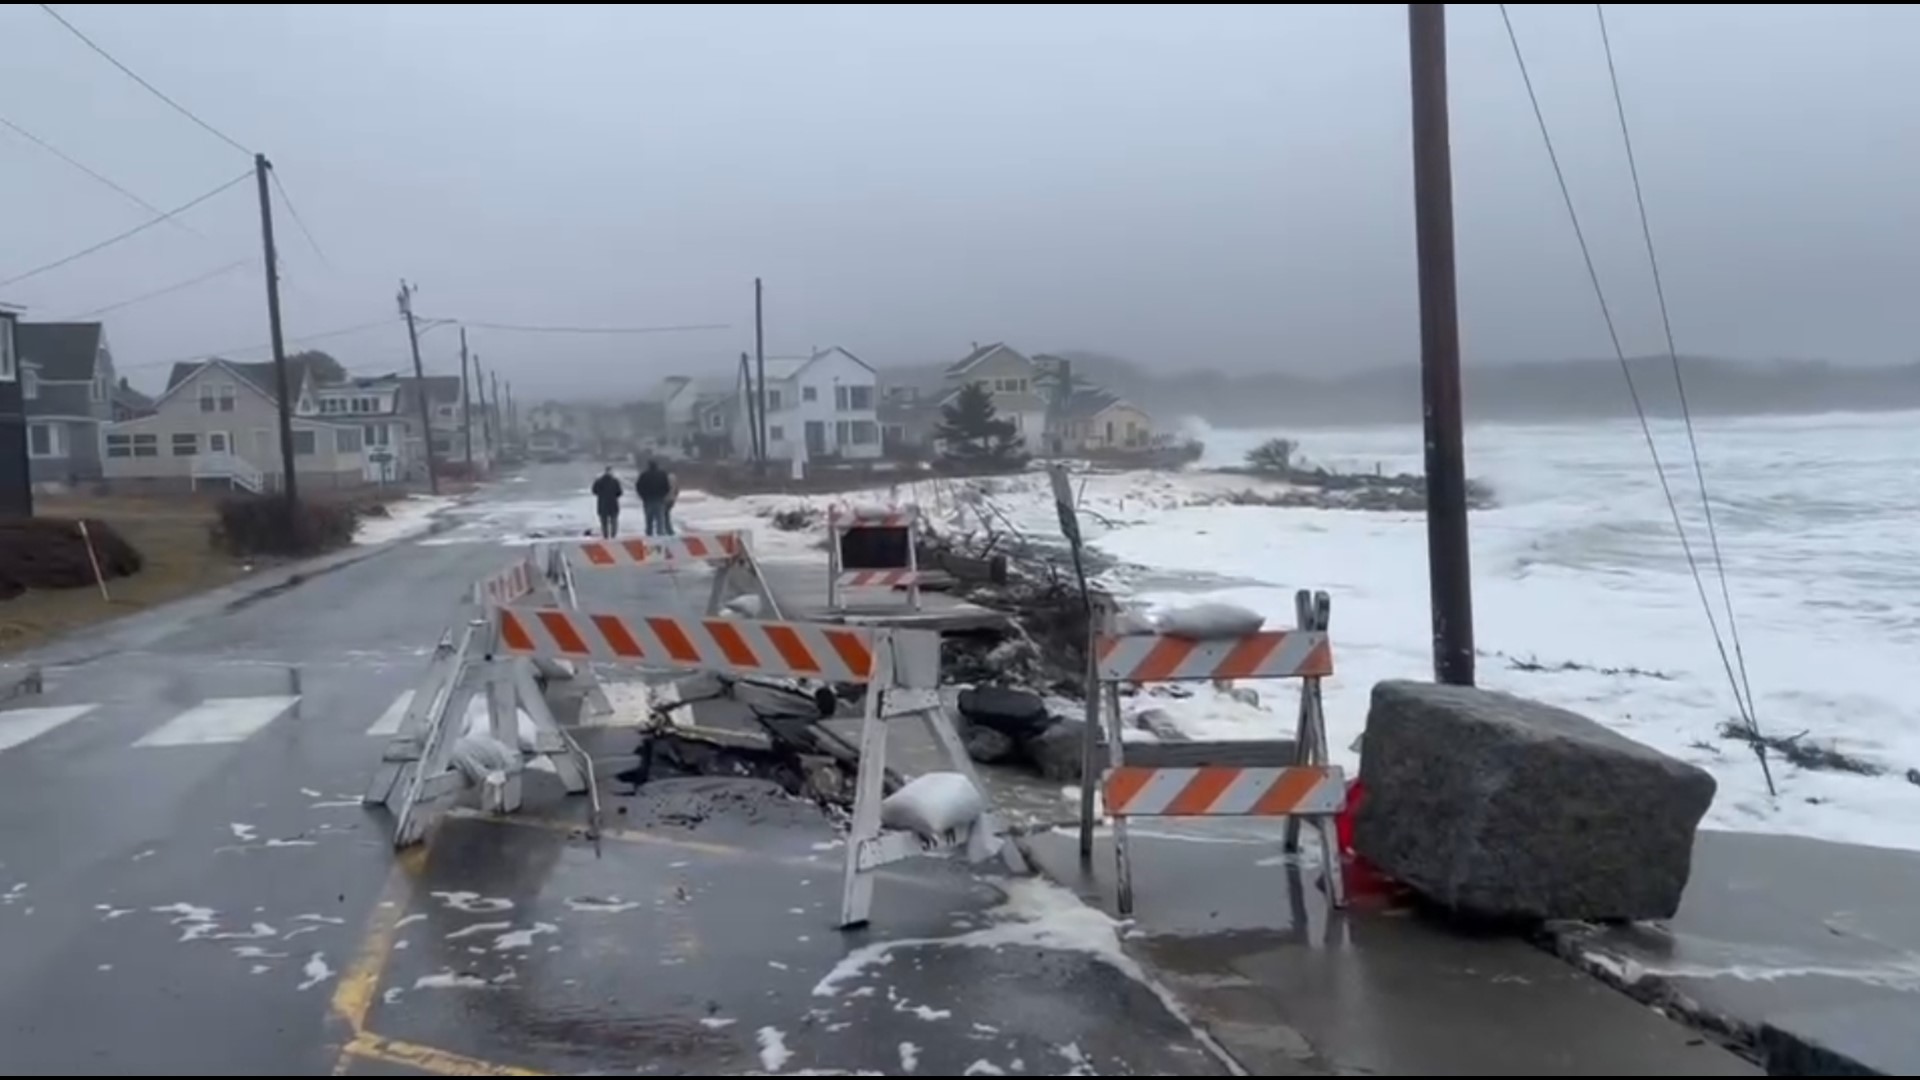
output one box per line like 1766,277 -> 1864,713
1056,386 -> 1153,452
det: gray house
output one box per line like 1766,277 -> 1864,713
15,321 -> 116,487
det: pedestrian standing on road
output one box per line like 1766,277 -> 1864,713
591,466 -> 623,539
635,459 -> 672,536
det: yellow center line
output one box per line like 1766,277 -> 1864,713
332,845 -> 427,1034
342,1032 -> 549,1077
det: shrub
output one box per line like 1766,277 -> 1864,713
1245,437 -> 1298,475
213,495 -> 360,557
0,517 -> 143,599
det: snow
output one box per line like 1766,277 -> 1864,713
355,495 -> 457,545
756,1026 -> 794,1071
807,414 -> 1918,853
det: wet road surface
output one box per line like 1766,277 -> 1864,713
0,472 -> 1230,1075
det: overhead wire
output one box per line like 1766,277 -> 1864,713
36,3 -> 252,158
269,167 -> 333,271
1495,4 -> 1775,795
0,169 -> 251,289
58,259 -> 253,320
0,111 -> 206,237
120,315 -> 404,372
1593,2 -> 1763,749
442,319 -> 733,335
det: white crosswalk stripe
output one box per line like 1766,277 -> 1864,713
133,695 -> 302,748
0,705 -> 98,752
366,690 -> 414,737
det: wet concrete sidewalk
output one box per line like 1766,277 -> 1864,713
1025,820 -> 1761,1076
334,776 -> 1233,1076
1553,830 -> 1920,1076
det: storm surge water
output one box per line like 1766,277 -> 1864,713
1092,411 -> 1919,851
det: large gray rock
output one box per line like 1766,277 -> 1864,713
958,686 -> 1053,740
1024,719 -> 1094,783
1354,680 -> 1716,923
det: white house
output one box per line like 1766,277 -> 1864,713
732,347 -> 881,462
102,358 -> 367,493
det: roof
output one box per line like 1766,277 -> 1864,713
1060,386 -> 1138,421
14,322 -> 104,381
165,358 -> 309,402
112,380 -> 154,412
944,342 -> 1010,376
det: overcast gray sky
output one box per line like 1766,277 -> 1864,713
1,4 -> 1914,396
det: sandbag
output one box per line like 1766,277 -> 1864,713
880,772 -> 985,838
450,733 -> 520,787
1154,602 -> 1265,639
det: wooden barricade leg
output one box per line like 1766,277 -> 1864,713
1077,610 -> 1105,861
826,511 -> 844,612
905,515 -> 923,611
393,653 -> 487,848
839,641 -> 893,929
1105,670 -> 1138,916
365,627 -> 465,807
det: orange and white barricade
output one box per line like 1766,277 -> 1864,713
490,600 -> 1024,928
552,530 -> 783,622
1078,589 -> 1347,915
364,549 -> 598,847
826,505 -> 926,613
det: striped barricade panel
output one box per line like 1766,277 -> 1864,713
474,558 -> 537,606
493,606 -> 940,688
835,569 -> 929,588
568,532 -> 745,568
1105,764 -> 1347,818
1095,630 -> 1332,683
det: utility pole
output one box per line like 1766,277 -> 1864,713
490,370 -> 502,455
397,280 -> 441,495
754,277 -> 768,467
459,327 -> 474,468
505,381 -> 516,442
254,153 -> 298,506
474,355 -> 493,461
739,351 -> 760,460
1409,3 -> 1475,686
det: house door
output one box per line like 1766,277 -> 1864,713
804,421 -> 827,455
208,430 -> 231,455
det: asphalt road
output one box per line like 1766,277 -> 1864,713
0,470 -> 1229,1076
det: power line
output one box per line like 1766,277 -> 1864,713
1594,2 -> 1761,740
0,169 -> 251,289
37,4 -> 251,158
58,259 -> 252,320
1496,3 -> 1774,795
0,111 -> 204,237
269,167 -> 333,271
439,319 -> 732,335
122,315 -> 403,372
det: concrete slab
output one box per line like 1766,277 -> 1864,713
1026,822 -> 1762,1076
1558,830 -> 1920,1076
349,785 -> 1230,1075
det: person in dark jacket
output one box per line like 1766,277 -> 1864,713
590,467 -> 623,538
635,460 -> 673,536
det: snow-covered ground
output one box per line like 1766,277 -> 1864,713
353,494 -> 459,545
747,412 -> 1920,853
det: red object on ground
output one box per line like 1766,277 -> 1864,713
1335,777 -> 1365,856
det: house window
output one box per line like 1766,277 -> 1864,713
106,433 -> 158,458
366,423 -> 390,447
706,412 -> 723,430
21,367 -> 37,400
293,430 -> 318,456
91,376 -> 106,402
28,423 -> 63,459
803,386 -> 818,403
765,390 -> 783,412
835,420 -> 850,445
336,427 -> 363,452
200,384 -> 236,412
0,319 -> 13,382
849,385 -> 873,410
768,425 -> 785,442
993,377 -> 1028,394
172,433 -> 199,457
851,420 -> 878,445
438,405 -> 456,419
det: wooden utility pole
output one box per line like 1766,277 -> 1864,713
505,381 -> 516,441
396,280 -> 440,495
753,277 -> 768,466
253,153 -> 298,505
490,370 -> 503,454
1409,3 -> 1475,686
739,351 -> 760,460
474,355 -> 493,460
459,327 -> 474,467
